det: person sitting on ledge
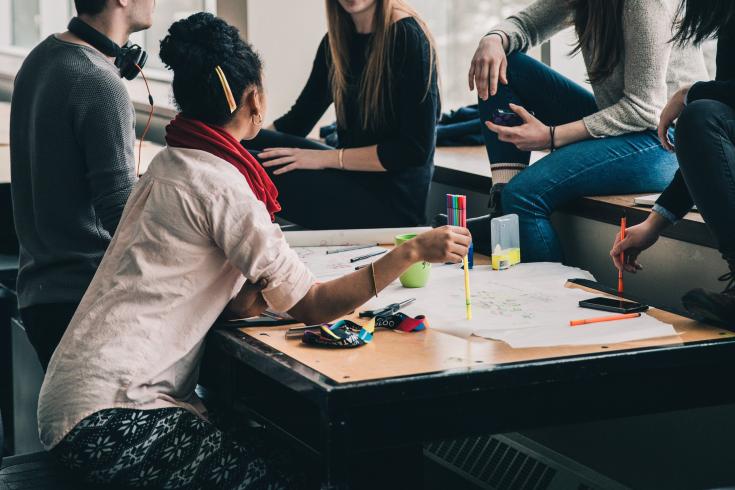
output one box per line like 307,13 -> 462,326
610,0 -> 735,327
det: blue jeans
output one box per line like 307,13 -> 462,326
478,53 -> 679,262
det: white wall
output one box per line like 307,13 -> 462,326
549,27 -> 590,89
246,0 -> 334,129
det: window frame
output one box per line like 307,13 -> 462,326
0,0 -> 237,113
0,0 -> 220,82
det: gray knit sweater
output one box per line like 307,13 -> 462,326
10,35 -> 136,309
490,0 -> 709,137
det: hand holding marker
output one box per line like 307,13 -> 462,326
447,194 -> 473,320
571,215 -> 638,328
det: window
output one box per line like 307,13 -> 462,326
0,0 -> 74,50
412,0 -> 533,111
0,0 -> 215,68
10,0 -> 40,48
135,0 -> 217,73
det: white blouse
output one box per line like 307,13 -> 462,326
37,147 -> 315,450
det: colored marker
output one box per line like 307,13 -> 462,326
570,312 -> 641,327
460,195 -> 472,320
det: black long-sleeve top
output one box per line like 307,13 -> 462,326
655,25 -> 735,220
273,17 -> 440,225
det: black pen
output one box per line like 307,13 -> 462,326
350,249 -> 387,263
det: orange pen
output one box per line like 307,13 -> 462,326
618,216 -> 627,296
570,312 -> 641,327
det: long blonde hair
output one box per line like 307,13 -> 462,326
325,0 -> 437,131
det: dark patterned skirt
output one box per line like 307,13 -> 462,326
52,407 -> 304,489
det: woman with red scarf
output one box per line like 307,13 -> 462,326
35,13 -> 470,489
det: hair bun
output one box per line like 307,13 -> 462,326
159,12 -> 242,73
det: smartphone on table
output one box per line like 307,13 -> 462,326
578,297 -> 649,314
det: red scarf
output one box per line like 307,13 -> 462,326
165,114 -> 281,221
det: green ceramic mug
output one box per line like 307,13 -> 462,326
395,233 -> 431,288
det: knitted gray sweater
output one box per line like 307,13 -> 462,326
490,0 -> 709,137
10,35 -> 136,309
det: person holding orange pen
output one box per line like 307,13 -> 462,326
610,2 -> 735,328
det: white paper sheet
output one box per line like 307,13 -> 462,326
300,259 -> 679,348
295,246 -> 390,280
474,315 -> 678,348
284,227 -> 431,247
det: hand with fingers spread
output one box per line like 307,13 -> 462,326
657,86 -> 690,152
259,147 -> 337,175
609,213 -> 669,273
225,279 -> 269,319
412,225 -> 473,264
469,33 -> 508,100
485,103 -> 550,151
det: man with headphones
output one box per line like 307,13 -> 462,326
10,0 -> 155,370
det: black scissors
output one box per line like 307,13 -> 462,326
358,298 -> 415,318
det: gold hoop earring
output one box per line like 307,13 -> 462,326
252,114 -> 263,126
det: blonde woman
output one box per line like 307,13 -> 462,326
250,0 -> 440,229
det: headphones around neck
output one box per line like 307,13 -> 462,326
67,17 -> 148,80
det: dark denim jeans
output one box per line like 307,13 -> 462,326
479,53 -> 679,262
676,100 -> 735,262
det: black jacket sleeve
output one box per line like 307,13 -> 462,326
716,28 -> 735,81
687,80 -> 735,109
662,29 -> 735,218
687,32 -> 735,109
655,170 -> 694,221
273,36 -> 333,137
376,22 -> 439,171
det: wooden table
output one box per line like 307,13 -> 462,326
202,270 -> 735,489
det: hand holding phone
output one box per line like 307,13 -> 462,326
492,108 -> 530,127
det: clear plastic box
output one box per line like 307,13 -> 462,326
491,214 -> 521,270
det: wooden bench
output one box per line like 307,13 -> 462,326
433,146 -> 714,249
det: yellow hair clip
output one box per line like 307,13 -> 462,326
214,65 -> 237,114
